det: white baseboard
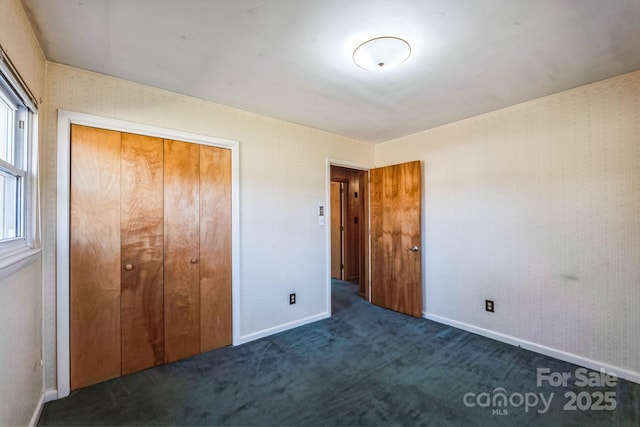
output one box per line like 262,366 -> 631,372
423,312 -> 640,385
43,390 -> 58,402
29,389 -> 58,426
28,394 -> 44,427
235,311 -> 330,345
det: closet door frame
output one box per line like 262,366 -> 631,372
56,110 -> 240,399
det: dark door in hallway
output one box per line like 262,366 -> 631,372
330,166 -> 369,298
330,182 -> 344,279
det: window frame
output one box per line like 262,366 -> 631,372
0,46 -> 40,276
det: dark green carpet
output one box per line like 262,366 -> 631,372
39,280 -> 639,426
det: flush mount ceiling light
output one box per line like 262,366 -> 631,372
353,36 -> 412,71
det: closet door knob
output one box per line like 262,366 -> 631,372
124,264 -> 134,271
191,258 -> 198,264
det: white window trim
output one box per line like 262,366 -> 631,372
0,123 -> 39,275
55,110 -> 241,399
0,246 -> 42,278
0,46 -> 40,280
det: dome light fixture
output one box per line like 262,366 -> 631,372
353,36 -> 412,71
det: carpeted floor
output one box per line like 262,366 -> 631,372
39,280 -> 639,426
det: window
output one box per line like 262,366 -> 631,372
0,48 -> 37,260
0,87 -> 26,242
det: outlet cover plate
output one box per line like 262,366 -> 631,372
485,299 -> 494,312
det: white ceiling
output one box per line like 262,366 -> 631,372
21,0 -> 640,143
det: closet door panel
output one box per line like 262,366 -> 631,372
163,139 -> 201,363
121,133 -> 165,374
199,146 -> 232,352
70,125 -> 122,390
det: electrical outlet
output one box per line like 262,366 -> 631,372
485,299 -> 494,312
289,293 -> 296,305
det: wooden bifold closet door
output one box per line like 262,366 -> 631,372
70,126 -> 122,390
70,125 -> 231,390
120,133 -> 164,375
163,139 -> 201,363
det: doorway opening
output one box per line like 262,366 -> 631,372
328,160 -> 423,319
330,165 -> 369,309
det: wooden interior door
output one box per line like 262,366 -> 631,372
163,139 -> 201,363
345,175 -> 360,283
330,182 -> 343,279
199,145 -> 232,352
120,133 -> 164,375
358,170 -> 369,299
70,125 -> 122,390
370,161 -> 422,317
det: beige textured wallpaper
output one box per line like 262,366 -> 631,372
0,256 -> 42,425
0,0 -> 46,424
376,70 -> 640,378
0,0 -> 45,99
43,62 -> 374,391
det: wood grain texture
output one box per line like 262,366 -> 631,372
346,173 -> 360,283
358,170 -> 369,299
70,125 -> 122,390
199,145 -> 232,352
120,133 -> 164,375
330,166 -> 362,283
330,182 -> 343,279
370,161 -> 422,317
163,139 -> 201,363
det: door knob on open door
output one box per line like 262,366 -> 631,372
408,246 -> 420,252
124,264 -> 134,271
191,258 -> 198,264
